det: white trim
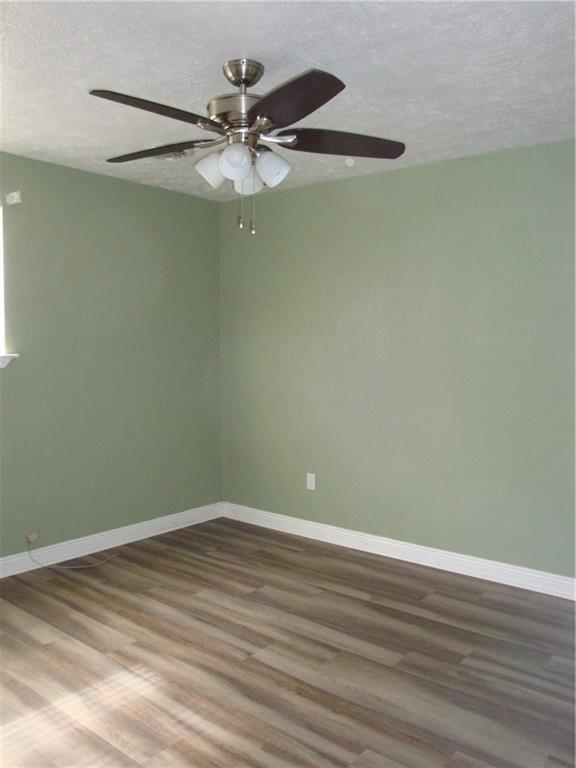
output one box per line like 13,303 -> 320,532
0,206 -> 19,367
0,503 -> 221,578
0,353 -> 19,368
222,502 -> 575,601
2,500 -> 573,600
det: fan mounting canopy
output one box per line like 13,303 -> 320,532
222,59 -> 264,89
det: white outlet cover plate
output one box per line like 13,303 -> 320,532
5,191 -> 21,205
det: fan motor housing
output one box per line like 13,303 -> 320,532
207,93 -> 261,127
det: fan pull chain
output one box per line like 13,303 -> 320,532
250,194 -> 256,235
237,195 -> 245,229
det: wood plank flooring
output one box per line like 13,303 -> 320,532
0,518 -> 574,768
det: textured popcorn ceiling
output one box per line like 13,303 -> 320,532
0,1 -> 573,201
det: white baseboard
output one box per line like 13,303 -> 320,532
222,502 -> 575,601
0,503 -> 221,578
2,500 -> 573,600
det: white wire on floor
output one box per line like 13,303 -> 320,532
26,544 -> 119,570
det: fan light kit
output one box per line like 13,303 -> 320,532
91,59 -> 405,234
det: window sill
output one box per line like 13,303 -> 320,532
0,353 -> 19,368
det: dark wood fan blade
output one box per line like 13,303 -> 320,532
248,70 -> 345,129
107,141 -> 203,163
90,90 -> 225,134
277,128 -> 405,158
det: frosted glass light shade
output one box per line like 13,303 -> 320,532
234,168 -> 264,196
256,151 -> 291,188
195,152 -> 225,189
218,143 -> 252,181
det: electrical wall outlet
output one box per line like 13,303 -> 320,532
306,473 -> 316,491
25,531 -> 39,544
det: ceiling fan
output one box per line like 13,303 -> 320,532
91,59 -> 405,232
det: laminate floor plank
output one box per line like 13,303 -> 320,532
394,651 -> 573,725
0,582 -> 135,653
245,641 -> 551,766
109,641 -> 362,765
0,518 -> 573,767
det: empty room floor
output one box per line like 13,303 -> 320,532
0,519 -> 574,768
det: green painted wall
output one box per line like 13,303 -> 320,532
0,154 -> 220,556
220,141 -> 574,577
1,143 -> 573,575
